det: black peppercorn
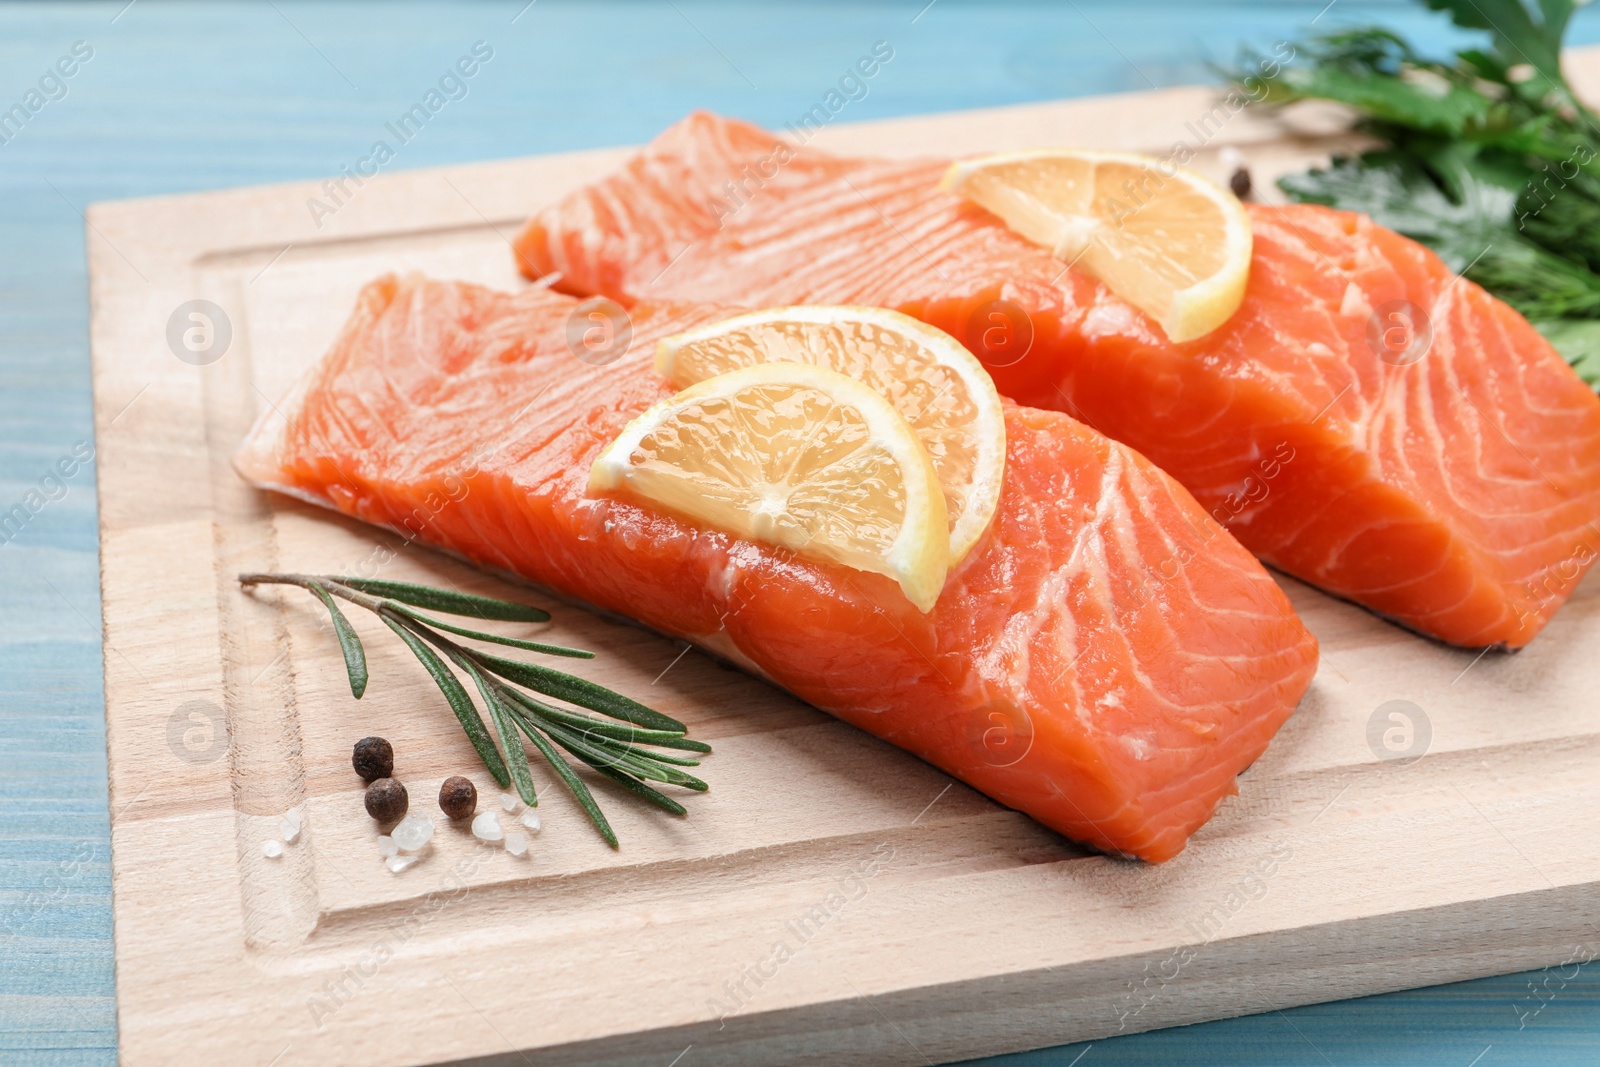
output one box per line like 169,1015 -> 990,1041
439,776 -> 478,820
352,736 -> 394,782
1229,167 -> 1252,200
365,777 -> 408,823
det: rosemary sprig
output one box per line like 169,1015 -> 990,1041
237,572 -> 709,846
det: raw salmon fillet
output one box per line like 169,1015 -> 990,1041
235,274 -> 1318,862
515,111 -> 1600,648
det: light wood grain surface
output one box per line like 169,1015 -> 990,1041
83,67 -> 1600,1066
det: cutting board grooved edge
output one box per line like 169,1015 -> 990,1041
207,266 -> 322,949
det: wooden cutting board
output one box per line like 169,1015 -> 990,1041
88,73 -> 1600,1067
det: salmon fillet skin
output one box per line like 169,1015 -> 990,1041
514,111 -> 1600,649
234,274 -> 1319,862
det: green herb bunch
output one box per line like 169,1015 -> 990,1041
1234,0 -> 1600,387
240,573 -> 709,847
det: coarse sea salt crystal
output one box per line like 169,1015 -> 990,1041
500,792 -> 519,812
519,810 -> 541,831
378,835 -> 399,857
504,832 -> 528,857
472,810 -> 504,842
280,809 -> 302,844
262,840 -> 283,859
391,813 -> 434,852
385,854 -> 419,873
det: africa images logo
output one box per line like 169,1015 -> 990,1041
0,40 -> 93,148
307,41 -> 495,228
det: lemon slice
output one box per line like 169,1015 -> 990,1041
590,362 -> 949,612
940,149 -> 1252,342
655,306 -> 1005,565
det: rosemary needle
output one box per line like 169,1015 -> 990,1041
238,572 -> 709,846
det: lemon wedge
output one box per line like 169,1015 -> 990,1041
655,306 -> 1005,565
590,362 -> 949,612
940,149 -> 1252,342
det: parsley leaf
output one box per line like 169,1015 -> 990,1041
1423,0 -> 1576,103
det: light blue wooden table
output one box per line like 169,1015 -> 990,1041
3,2 -> 1598,1063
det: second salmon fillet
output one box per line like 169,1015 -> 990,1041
235,275 -> 1319,862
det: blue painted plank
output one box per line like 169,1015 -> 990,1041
3,3 -> 1598,1065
